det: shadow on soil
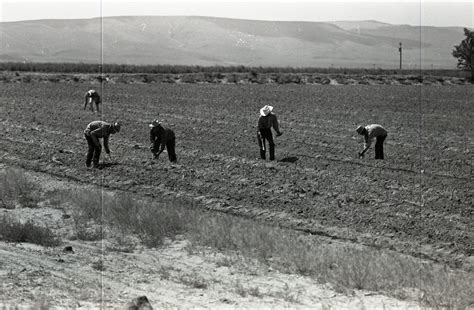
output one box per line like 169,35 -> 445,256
97,162 -> 120,169
279,156 -> 299,163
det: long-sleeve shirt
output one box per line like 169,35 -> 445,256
150,124 -> 175,153
258,113 -> 280,133
84,121 -> 115,153
363,124 -> 387,149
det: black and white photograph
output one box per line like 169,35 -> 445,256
0,0 -> 473,308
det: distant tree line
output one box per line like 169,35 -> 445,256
0,61 -> 465,77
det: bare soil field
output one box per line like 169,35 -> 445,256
1,82 -> 472,270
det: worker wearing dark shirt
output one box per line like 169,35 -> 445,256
149,119 -> 177,162
84,120 -> 121,168
84,89 -> 102,112
257,105 -> 282,160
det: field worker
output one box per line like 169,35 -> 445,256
356,124 -> 388,159
84,120 -> 121,168
149,119 -> 177,162
257,105 -> 282,160
84,89 -> 102,112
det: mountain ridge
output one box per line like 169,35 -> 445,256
0,16 -> 465,68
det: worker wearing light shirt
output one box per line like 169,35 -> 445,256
356,124 -> 388,159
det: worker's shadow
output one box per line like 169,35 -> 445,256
279,156 -> 299,163
97,162 -> 119,169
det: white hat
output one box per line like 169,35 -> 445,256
113,121 -> 121,132
149,119 -> 161,128
260,105 -> 273,116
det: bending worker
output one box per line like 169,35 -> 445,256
257,105 -> 282,161
149,119 -> 177,162
356,124 -> 388,159
84,120 -> 121,168
84,89 -> 102,112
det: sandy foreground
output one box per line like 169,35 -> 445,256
0,168 -> 421,309
0,239 -> 420,309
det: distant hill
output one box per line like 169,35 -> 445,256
0,16 -> 466,68
329,20 -> 392,31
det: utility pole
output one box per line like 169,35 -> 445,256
399,42 -> 402,70
471,53 -> 474,82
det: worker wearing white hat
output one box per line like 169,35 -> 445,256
84,89 -> 102,112
257,105 -> 282,160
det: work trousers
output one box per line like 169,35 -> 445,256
375,134 -> 387,159
87,98 -> 100,112
152,139 -> 177,162
85,134 -> 101,167
257,128 -> 275,160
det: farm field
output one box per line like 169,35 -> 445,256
1,82 -> 473,271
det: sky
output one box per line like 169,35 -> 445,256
0,0 -> 472,28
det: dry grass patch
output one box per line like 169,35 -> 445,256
233,280 -> 265,298
188,212 -> 474,308
0,301 -> 51,310
91,259 -> 105,271
0,215 -> 61,247
63,188 -> 188,246
5,169 -> 471,308
64,188 -> 473,308
179,272 -> 209,289
0,168 -> 41,209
